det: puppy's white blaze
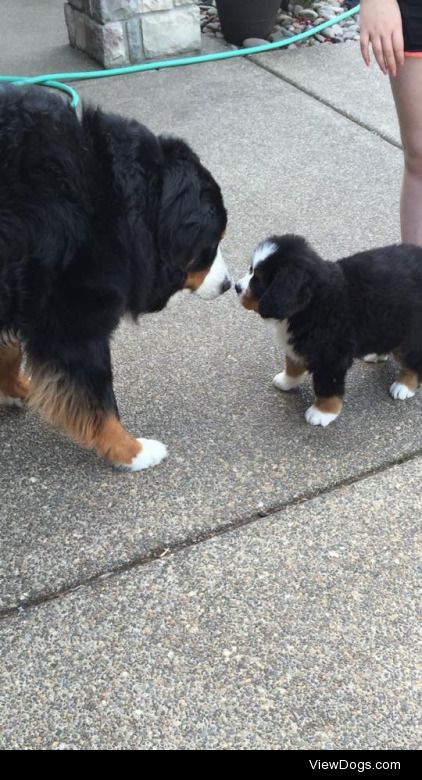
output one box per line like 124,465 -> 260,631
195,246 -> 230,300
252,241 -> 278,270
127,438 -> 168,472
273,371 -> 304,391
305,405 -> 339,427
236,271 -> 252,293
389,382 -> 415,401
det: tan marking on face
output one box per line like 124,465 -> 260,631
285,355 -> 306,379
240,290 -> 259,312
398,368 -> 419,392
184,269 -> 209,291
314,396 -> 343,415
28,364 -> 141,464
0,342 -> 30,400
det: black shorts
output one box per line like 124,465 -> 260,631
398,0 -> 422,54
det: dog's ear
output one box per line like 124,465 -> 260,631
259,263 -> 312,320
158,163 -> 203,261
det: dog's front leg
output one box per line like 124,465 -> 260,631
305,366 -> 345,427
0,340 -> 30,406
27,340 -> 167,471
273,355 -> 307,392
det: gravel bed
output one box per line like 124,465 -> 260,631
197,1 -> 360,49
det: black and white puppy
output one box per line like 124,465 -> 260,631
0,86 -> 231,470
236,234 -> 422,426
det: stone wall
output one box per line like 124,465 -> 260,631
64,1 -> 201,67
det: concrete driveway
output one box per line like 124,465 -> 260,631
0,0 -> 419,751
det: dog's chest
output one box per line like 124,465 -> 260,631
268,319 -> 298,359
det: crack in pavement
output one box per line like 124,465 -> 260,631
2,446 -> 422,621
248,55 -> 402,151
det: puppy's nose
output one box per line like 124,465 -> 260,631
221,277 -> 232,294
235,282 -> 242,295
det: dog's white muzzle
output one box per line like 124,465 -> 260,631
195,247 -> 232,300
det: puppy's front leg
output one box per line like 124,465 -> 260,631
273,356 -> 306,392
27,340 -> 167,471
305,367 -> 345,427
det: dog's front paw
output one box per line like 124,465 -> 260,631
273,371 -> 303,392
305,405 -> 339,427
363,353 -> 389,363
389,382 -> 415,401
128,438 -> 168,472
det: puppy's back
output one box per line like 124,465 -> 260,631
339,243 -> 422,291
338,243 -> 422,345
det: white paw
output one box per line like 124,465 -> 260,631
272,371 -> 304,392
127,438 -> 168,472
363,353 -> 389,363
305,405 -> 339,427
389,382 -> 415,401
0,391 -> 23,407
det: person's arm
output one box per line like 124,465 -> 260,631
360,0 -> 404,77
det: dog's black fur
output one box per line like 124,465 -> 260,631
242,233 -> 422,411
0,87 -> 227,465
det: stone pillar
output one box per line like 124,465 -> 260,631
64,1 -> 202,68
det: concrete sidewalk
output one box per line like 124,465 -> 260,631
0,1 -> 420,750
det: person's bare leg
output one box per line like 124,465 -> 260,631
390,59 -> 422,246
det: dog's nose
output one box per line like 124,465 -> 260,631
221,277 -> 232,294
235,282 -> 242,295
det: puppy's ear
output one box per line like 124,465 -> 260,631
259,264 -> 312,320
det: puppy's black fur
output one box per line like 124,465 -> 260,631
0,86 -> 227,466
244,234 -> 422,414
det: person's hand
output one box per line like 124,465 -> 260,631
360,0 -> 404,77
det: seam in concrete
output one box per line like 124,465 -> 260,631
248,55 -> 403,151
1,446 -> 421,621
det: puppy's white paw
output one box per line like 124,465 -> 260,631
305,405 -> 339,427
273,371 -> 304,392
0,391 -> 23,407
127,438 -> 168,472
363,353 -> 389,363
389,382 -> 415,401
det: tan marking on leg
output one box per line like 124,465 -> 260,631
0,343 -> 30,400
185,269 -> 209,291
315,396 -> 343,415
240,290 -> 259,312
28,364 -> 141,465
393,351 -> 420,391
93,415 -> 142,465
398,368 -> 419,392
27,365 -> 94,438
285,355 -> 306,379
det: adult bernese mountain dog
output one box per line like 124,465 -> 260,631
236,234 -> 422,427
0,86 -> 230,470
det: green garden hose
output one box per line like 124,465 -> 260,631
0,4 -> 360,109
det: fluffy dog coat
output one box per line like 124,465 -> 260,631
236,234 -> 422,426
0,87 -> 230,468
